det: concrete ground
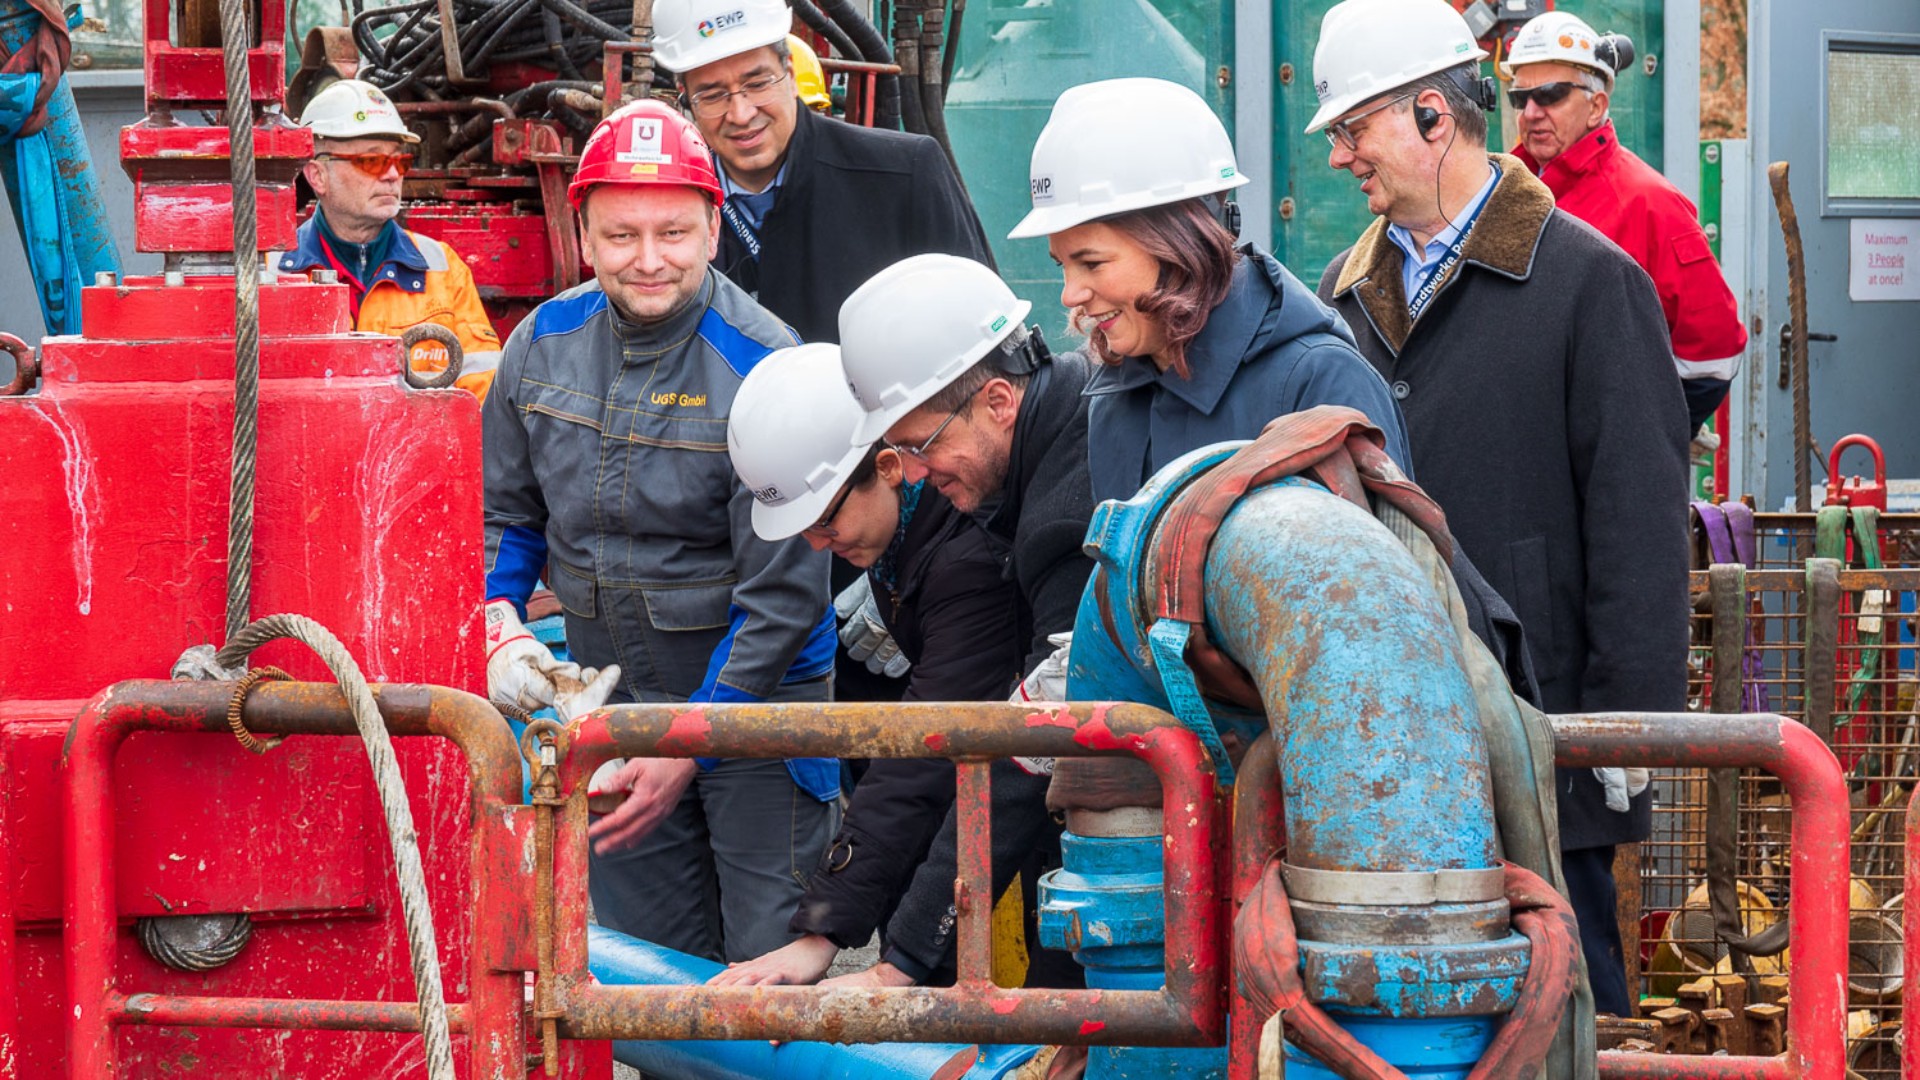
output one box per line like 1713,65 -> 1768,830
610,934 -> 881,1080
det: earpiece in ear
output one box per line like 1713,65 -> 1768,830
1414,105 -> 1442,138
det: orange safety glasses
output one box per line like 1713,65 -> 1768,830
317,151 -> 415,178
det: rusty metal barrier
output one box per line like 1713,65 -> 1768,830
541,701 -> 1225,1050
1558,713 -> 1848,1080
61,680 -> 531,1079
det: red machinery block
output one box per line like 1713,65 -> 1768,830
0,272 -> 508,1077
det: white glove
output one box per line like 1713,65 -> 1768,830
834,577 -> 910,679
1594,767 -> 1652,813
1010,633 -> 1072,777
485,599 -> 587,711
1013,632 -> 1073,703
551,663 -> 623,723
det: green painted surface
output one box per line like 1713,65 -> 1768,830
943,0 -> 1233,342
1270,0 -> 1665,286
1694,139 -> 1723,499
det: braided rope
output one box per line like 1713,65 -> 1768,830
219,0 -> 262,643
216,616 -> 454,1080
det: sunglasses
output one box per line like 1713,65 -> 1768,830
1505,82 -> 1588,110
318,151 -> 415,178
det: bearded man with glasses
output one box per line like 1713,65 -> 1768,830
281,79 -> 502,397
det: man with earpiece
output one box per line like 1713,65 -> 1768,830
1309,0 -> 1690,1018
1505,12 -> 1747,435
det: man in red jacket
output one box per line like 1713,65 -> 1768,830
1506,12 -> 1746,432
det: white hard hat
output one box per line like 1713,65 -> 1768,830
1502,11 -> 1614,84
1007,78 -> 1248,240
651,0 -> 792,75
728,343 -> 873,540
839,254 -> 1032,445
299,79 -> 419,143
1305,0 -> 1488,134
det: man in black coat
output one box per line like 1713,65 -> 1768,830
650,0 -> 998,700
829,254 -> 1097,988
1307,1 -> 1689,1017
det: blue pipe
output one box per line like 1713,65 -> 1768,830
1065,449 -> 1527,1078
0,2 -> 120,336
587,925 -> 1041,1080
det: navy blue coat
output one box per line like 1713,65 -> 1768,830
1083,244 -> 1412,504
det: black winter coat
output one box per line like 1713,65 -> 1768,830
715,107 -> 995,346
1319,155 -> 1690,850
882,351 -> 1098,981
787,492 -> 1023,947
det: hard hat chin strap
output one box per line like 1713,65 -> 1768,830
1214,197 -> 1243,242
993,324 -> 1051,377
1443,66 -> 1499,113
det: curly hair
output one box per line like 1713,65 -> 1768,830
1075,198 -> 1239,380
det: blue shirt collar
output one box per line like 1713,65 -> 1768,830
283,211 -> 430,293
1385,161 -> 1499,280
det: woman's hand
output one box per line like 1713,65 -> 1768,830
817,960 -> 916,989
706,934 -> 841,987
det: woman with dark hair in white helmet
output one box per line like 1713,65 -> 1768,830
1008,77 -> 1411,505
713,343 -> 1026,988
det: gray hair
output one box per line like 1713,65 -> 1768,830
1403,64 -> 1489,147
921,346 -> 1034,416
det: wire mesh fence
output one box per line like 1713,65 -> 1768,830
1632,508 -> 1920,1071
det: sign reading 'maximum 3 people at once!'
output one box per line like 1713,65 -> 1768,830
1850,219 -> 1920,302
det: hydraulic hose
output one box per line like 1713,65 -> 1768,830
791,0 -> 861,70
917,0 -> 962,180
889,1 -> 925,134
215,616 -> 454,1080
815,0 -> 900,129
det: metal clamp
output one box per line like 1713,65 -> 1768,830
399,323 -> 464,390
1281,862 -> 1506,906
1,332 -> 38,396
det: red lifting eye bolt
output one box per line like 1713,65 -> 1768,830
1824,434 -> 1887,512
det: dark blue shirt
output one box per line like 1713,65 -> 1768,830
1084,244 -> 1413,504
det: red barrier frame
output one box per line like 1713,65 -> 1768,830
60,681 -> 529,1079
543,701 -> 1226,1048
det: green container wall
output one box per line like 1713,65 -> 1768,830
943,0 -> 1234,342
1270,0 -> 1663,284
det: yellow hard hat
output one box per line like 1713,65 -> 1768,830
787,35 -> 832,113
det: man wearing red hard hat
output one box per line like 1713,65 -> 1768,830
480,100 -> 840,963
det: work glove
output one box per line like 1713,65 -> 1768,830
1594,767 -> 1651,814
485,599 -> 593,712
834,577 -> 909,679
1690,425 -> 1721,468
1010,633 -> 1072,777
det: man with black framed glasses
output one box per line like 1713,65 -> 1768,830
281,79 -> 502,397
652,0 -> 998,700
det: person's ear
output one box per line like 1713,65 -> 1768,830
875,447 -> 904,487
302,159 -> 326,197
1588,89 -> 1610,131
705,204 -> 721,260
982,378 -> 1020,426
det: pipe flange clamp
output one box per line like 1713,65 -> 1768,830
1281,862 -> 1506,906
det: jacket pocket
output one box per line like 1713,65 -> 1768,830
549,560 -> 597,620
640,581 -> 734,632
1506,536 -> 1556,672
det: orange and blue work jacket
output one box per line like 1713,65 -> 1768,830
279,213 -> 503,399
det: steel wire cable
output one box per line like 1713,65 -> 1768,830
219,0 -> 260,644
215,615 -> 455,1080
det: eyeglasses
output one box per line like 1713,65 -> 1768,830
686,70 -> 791,120
805,483 -> 855,539
317,152 -> 414,178
886,387 -> 981,461
1324,93 -> 1412,151
1505,81 -> 1590,110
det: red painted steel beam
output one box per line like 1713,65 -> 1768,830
117,993 -> 473,1033
1906,779 -> 1919,1080
1552,713 -> 1848,1080
61,680 -> 526,1079
552,702 -> 1223,1047
1228,735 -> 1284,1078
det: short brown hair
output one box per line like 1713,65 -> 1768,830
1077,199 -> 1238,379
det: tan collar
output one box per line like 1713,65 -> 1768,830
1331,154 -> 1557,354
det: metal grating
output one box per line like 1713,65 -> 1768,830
1636,516 -> 1920,1072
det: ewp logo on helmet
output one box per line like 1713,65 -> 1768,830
1030,176 -> 1054,204
697,10 -> 747,37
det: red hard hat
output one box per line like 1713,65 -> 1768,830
569,99 -> 723,209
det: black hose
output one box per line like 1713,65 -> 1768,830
539,5 -> 585,79
468,0 -> 542,69
889,1 -> 924,134
815,0 -> 900,129
942,0 -> 963,92
530,0 -> 628,42
791,0 -> 861,66
546,88 -> 600,136
918,1 -> 961,179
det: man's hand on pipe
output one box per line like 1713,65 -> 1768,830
586,758 -> 699,854
707,933 -> 840,987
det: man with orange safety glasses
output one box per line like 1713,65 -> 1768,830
280,79 -> 502,397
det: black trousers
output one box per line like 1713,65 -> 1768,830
1563,844 -> 1632,1015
